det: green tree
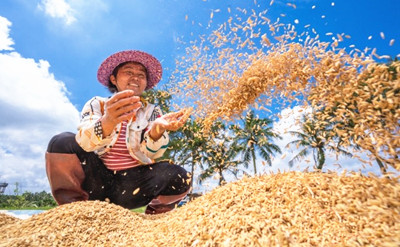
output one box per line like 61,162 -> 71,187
199,122 -> 241,186
13,182 -> 20,196
173,119 -> 208,188
199,140 -> 241,186
230,110 -> 282,175
286,114 -> 352,170
142,88 -> 172,113
0,191 -> 56,209
310,59 -> 399,171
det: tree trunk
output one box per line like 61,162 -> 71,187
190,152 -> 195,189
251,145 -> 257,175
376,158 -> 387,175
316,147 -> 325,170
218,169 -> 224,186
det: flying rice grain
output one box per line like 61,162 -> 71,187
133,188 -> 140,195
178,2 -> 398,166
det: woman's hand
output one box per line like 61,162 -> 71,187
149,108 -> 192,141
101,90 -> 142,137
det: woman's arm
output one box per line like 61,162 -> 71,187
75,96 -> 112,152
140,108 -> 191,160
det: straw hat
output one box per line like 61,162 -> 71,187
97,50 -> 162,90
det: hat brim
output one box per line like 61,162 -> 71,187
97,50 -> 162,90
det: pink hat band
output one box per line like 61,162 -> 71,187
97,50 -> 162,90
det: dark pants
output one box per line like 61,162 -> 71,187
47,132 -> 191,209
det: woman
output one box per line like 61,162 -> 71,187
46,50 -> 191,214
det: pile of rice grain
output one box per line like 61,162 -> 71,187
1,171 -> 399,246
0,213 -> 20,227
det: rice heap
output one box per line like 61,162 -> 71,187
1,172 -> 399,246
0,213 -> 20,228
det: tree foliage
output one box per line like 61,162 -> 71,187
230,110 -> 282,175
286,114 -> 352,170
198,121 -> 242,186
0,191 -> 56,209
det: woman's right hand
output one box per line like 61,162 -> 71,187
101,90 -> 142,137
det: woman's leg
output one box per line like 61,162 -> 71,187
46,132 -> 112,205
110,161 -> 191,213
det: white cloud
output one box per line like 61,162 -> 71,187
0,17 -> 80,194
37,0 -> 77,26
0,16 -> 14,51
68,0 -> 109,16
37,0 -> 109,27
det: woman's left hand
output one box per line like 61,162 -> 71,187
149,108 -> 192,140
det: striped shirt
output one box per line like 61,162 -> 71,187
100,121 -> 140,171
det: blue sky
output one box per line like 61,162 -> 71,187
0,0 -> 399,194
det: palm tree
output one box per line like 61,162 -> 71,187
199,123 -> 242,186
230,110 -> 282,175
286,115 -> 352,170
310,59 -> 400,172
174,119 -> 208,188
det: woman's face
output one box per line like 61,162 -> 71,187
110,62 -> 148,96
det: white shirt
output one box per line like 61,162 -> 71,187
75,96 -> 169,164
